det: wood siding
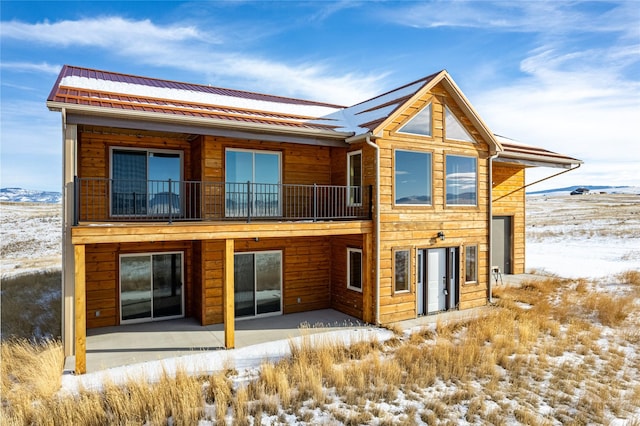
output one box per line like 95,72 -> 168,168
375,83 -> 491,323
330,235 -> 365,318
199,237 -> 332,325
492,163 -> 526,274
84,241 -> 193,329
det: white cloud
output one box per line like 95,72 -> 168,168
0,61 -> 61,74
0,16 -> 384,105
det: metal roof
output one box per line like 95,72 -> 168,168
47,65 -> 581,167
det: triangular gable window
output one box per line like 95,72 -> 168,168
398,103 -> 432,137
445,106 -> 474,142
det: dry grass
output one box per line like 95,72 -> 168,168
2,274 -> 639,424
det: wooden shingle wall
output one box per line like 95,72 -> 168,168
492,163 -> 526,274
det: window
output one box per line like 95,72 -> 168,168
347,151 -> 362,206
394,249 -> 411,293
111,148 -> 182,216
445,106 -> 474,142
120,252 -> 184,323
225,149 -> 281,217
446,155 -> 477,206
465,245 -> 478,283
394,150 -> 432,205
347,248 -> 363,292
398,103 -> 432,137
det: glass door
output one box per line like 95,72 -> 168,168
120,252 -> 184,323
234,251 -> 282,318
225,149 -> 281,218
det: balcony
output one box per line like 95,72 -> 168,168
74,178 -> 372,224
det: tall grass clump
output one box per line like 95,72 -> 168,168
1,270 -> 61,340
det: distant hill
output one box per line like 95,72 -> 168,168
0,188 -> 62,203
527,185 -> 639,196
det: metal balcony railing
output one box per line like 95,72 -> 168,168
74,177 -> 372,224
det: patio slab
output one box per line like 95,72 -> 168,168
66,309 -> 367,373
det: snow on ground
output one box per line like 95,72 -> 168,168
0,202 -> 62,277
526,193 -> 640,278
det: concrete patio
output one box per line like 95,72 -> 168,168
65,309 -> 367,373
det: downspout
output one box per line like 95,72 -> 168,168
364,135 -> 381,324
488,152 -> 499,304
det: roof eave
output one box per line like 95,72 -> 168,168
46,101 -> 353,140
496,152 -> 582,169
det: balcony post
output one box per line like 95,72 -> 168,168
313,183 -> 317,222
73,176 -> 80,225
246,181 -> 252,223
168,179 -> 173,224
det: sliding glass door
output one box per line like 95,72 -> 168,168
225,149 -> 281,217
234,251 -> 282,318
120,252 -> 184,323
111,149 -> 182,216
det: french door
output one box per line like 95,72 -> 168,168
417,247 -> 459,315
234,251 -> 282,318
120,252 -> 184,323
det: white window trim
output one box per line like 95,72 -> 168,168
445,154 -> 478,207
347,150 -> 363,207
119,251 -> 185,324
347,247 -> 363,292
444,105 -> 476,143
394,149 -> 433,207
465,245 -> 478,284
393,248 -> 411,294
397,102 -> 433,138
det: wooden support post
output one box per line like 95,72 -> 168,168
362,232 -> 373,323
223,239 -> 235,349
74,244 -> 86,374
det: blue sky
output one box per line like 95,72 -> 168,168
1,1 -> 639,191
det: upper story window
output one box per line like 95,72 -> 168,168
347,151 -> 362,206
111,148 -> 182,216
394,150 -> 432,206
225,148 -> 281,218
398,103 -> 432,137
446,155 -> 477,206
445,106 -> 474,142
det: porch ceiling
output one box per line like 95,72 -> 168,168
71,220 -> 373,245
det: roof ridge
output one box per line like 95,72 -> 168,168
347,70 -> 444,108
58,64 -> 347,109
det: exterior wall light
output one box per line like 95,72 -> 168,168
437,231 -> 445,241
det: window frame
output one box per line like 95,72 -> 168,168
397,102 -> 433,138
394,149 -> 433,207
109,146 -> 184,217
119,251 -> 185,324
393,248 -> 411,294
445,154 -> 478,207
347,247 -> 363,292
347,150 -> 363,207
444,105 -> 475,143
465,245 -> 478,284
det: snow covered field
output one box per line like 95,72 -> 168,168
526,193 -> 640,278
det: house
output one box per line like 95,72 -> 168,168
47,66 -> 581,374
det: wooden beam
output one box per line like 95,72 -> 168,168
362,232 -> 373,323
223,239 -> 235,349
71,221 -> 373,245
74,244 -> 87,374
